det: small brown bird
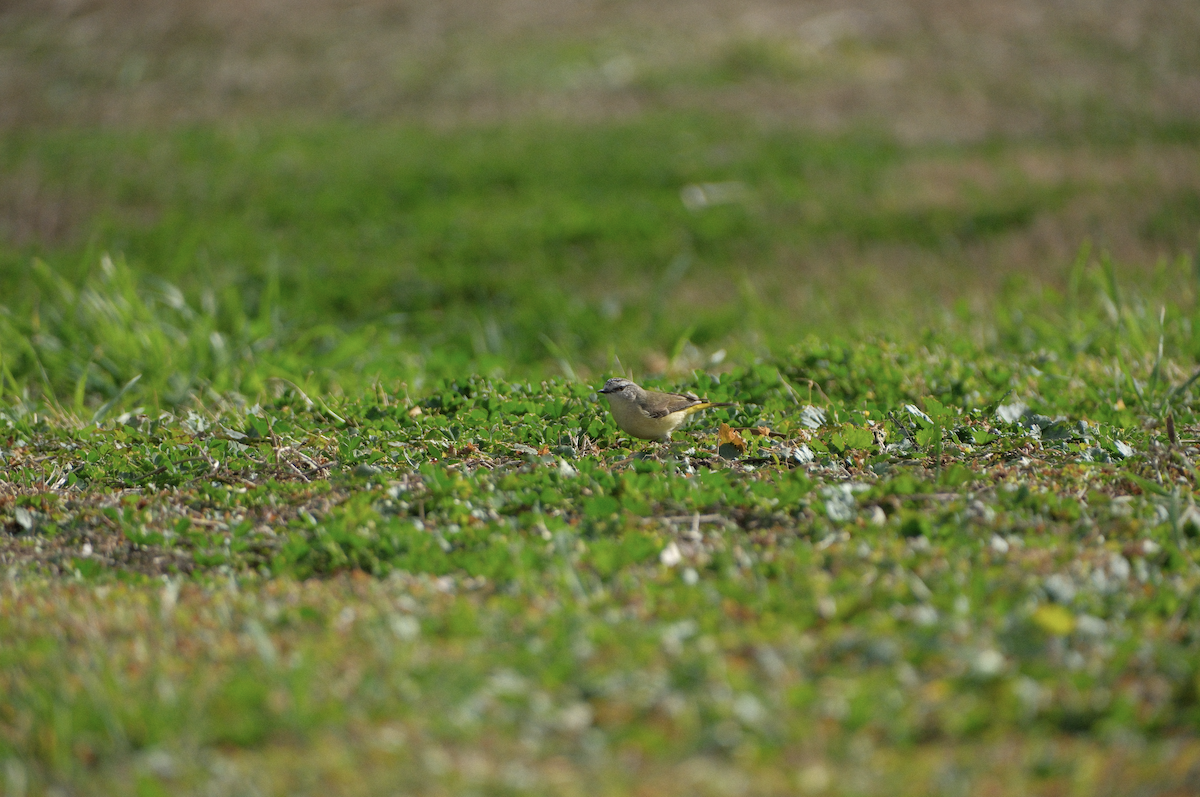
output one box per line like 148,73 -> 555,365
598,377 -> 732,441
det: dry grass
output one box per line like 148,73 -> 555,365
0,161 -> 89,248
4,0 -> 1198,282
2,0 -> 1198,139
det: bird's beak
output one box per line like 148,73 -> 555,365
598,386 -> 613,394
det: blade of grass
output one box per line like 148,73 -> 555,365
91,374 -> 142,426
72,362 -> 92,418
540,334 -> 579,383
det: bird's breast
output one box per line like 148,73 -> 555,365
606,397 -> 683,440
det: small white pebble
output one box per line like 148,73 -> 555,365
912,604 -> 938,626
733,693 -> 766,726
1044,573 -> 1076,604
972,649 -> 1005,677
1075,614 -> 1108,637
557,702 -> 593,733
390,614 -> 420,641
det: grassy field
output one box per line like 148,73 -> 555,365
3,1 -> 1200,795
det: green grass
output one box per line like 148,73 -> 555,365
4,246 -> 1200,793
3,112 -> 1200,795
4,116 -> 1199,408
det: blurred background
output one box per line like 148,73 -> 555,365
1,0 -> 1199,398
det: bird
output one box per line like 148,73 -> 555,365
597,377 -> 732,441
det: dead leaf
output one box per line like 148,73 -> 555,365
718,423 -> 746,453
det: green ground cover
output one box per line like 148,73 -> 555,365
3,227 -> 1200,793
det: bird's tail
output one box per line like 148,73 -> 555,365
681,401 -> 734,416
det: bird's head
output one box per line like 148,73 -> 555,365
598,377 -> 637,396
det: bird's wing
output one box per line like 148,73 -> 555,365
646,392 -> 705,418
